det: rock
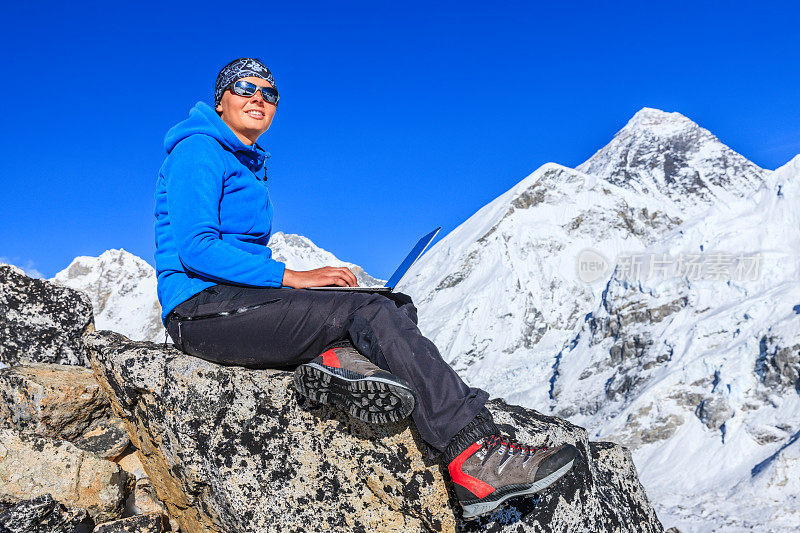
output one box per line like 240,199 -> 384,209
756,334 -> 800,392
694,396 -> 734,431
0,494 -> 91,533
74,418 -> 130,460
0,363 -> 113,440
0,264 -> 94,367
86,331 -> 450,532
115,445 -> 146,479
87,330 -> 663,533
0,427 -> 133,522
589,442 -> 663,530
576,108 -> 767,215
126,477 -> 179,531
117,477 -> 179,532
93,513 -> 168,532
131,478 -> 169,516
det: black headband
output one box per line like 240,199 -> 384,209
214,58 -> 276,106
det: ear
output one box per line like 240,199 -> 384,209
215,102 -> 223,115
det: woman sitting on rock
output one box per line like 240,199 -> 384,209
154,57 -> 577,519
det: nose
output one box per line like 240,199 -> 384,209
250,90 -> 264,104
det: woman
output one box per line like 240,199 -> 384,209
154,57 -> 577,519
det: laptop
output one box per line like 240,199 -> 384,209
307,227 -> 441,293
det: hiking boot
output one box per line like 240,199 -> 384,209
447,434 -> 578,519
293,340 -> 416,424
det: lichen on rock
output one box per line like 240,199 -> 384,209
0,493 -> 91,533
0,264 -> 94,367
92,512 -> 169,532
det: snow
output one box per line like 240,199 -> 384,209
268,232 -> 383,287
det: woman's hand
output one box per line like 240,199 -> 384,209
282,266 -> 359,288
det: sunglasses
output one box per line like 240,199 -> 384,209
229,80 -> 280,105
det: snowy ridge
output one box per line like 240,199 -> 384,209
400,161 -> 681,404
554,155 -> 800,532
269,231 -> 383,287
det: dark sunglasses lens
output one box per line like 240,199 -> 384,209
260,87 -> 280,104
232,81 -> 257,97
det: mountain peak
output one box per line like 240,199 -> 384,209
52,248 -> 164,344
58,248 -> 153,282
576,108 -> 766,216
624,108 -> 695,136
268,232 -> 383,287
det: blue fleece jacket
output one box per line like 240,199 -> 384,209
154,101 -> 286,325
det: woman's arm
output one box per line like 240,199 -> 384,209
283,267 -> 358,288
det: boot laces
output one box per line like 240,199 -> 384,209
484,434 -> 548,458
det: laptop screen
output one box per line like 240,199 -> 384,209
384,227 -> 441,288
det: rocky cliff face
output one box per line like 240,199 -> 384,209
0,268 -> 176,532
0,263 -> 94,367
0,427 -> 132,523
551,155 -> 800,530
398,161 -> 683,406
86,329 -> 663,533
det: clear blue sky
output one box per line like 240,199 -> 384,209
1,1 -> 798,279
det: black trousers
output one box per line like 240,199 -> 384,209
165,284 -> 489,451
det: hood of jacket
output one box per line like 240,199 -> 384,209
163,101 -> 267,170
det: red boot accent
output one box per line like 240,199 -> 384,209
320,348 -> 341,368
448,442 -> 495,499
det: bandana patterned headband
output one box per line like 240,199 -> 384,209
214,58 -> 276,106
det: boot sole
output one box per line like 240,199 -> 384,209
460,458 -> 575,519
294,362 -> 416,424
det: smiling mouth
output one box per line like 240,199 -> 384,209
246,110 -> 265,119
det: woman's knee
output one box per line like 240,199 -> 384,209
355,294 -> 419,328
389,292 -> 418,324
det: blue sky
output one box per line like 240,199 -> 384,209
1,1 -> 798,279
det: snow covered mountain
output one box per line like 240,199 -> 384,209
52,232 -> 380,343
398,161 -> 681,402
53,249 -> 165,342
552,155 -> 800,531
401,108 -> 799,531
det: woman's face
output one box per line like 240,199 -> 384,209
216,76 -> 277,145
